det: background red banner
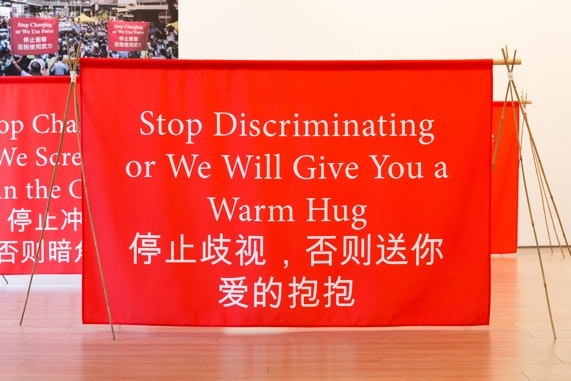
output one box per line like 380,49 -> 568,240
0,77 -> 82,275
80,59 -> 492,327
491,102 -> 520,253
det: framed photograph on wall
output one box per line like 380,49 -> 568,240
0,0 -> 179,77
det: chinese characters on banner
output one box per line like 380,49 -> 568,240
0,77 -> 82,274
107,21 -> 150,52
9,17 -> 58,55
80,59 -> 493,327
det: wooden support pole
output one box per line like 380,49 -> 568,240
493,58 -> 522,65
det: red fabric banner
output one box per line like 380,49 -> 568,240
80,59 -> 492,327
9,17 -> 58,55
0,77 -> 82,274
107,21 -> 150,52
491,102 -> 519,253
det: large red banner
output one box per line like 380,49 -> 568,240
80,59 -> 492,326
0,77 -> 82,274
491,102 -> 519,253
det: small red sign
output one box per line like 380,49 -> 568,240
10,17 -> 58,55
107,21 -> 150,52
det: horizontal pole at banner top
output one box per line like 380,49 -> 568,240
62,58 -> 520,68
502,100 -> 532,105
493,58 -> 522,65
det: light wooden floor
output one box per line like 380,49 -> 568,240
2,248 -> 571,380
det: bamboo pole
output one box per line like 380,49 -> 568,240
500,47 -> 557,340
502,49 -> 571,256
20,48 -> 77,326
19,43 -> 116,340
70,55 -> 116,341
494,58 -> 522,65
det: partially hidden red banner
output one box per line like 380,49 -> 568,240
9,17 -> 59,55
491,102 -> 520,253
107,21 -> 150,52
80,59 -> 493,327
0,77 -> 82,274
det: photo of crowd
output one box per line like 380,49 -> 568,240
0,0 -> 178,76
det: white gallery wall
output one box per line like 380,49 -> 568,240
177,1 -> 571,248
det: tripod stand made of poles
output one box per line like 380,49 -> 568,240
18,45 -> 116,340
494,47 -> 571,340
